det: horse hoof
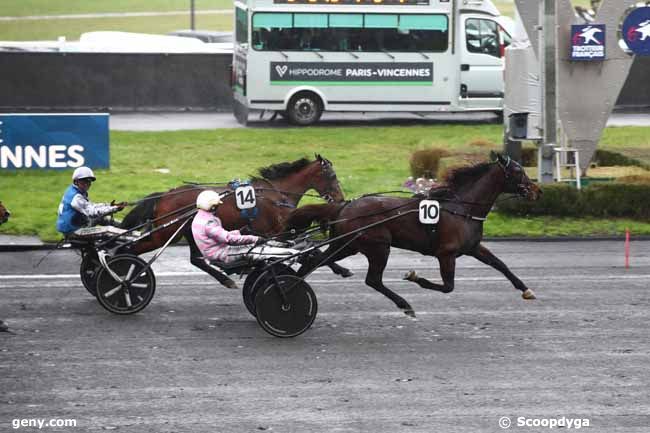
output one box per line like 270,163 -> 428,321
340,270 -> 354,278
522,289 -> 536,300
403,270 -> 418,281
403,309 -> 416,318
224,280 -> 239,290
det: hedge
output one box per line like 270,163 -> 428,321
496,183 -> 650,219
519,148 -> 647,169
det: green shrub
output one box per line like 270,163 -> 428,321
497,183 -> 650,219
517,148 -> 647,169
521,147 -> 537,166
409,148 -> 451,179
593,149 -> 646,168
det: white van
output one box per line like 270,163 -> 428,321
233,0 -> 512,125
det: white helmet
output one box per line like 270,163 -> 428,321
196,190 -> 223,211
72,166 -> 96,182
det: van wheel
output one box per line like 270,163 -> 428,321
287,93 -> 322,126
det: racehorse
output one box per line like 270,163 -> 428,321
287,153 -> 542,317
121,155 -> 348,288
0,202 -> 10,225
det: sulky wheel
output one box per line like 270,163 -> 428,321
254,275 -> 317,338
80,253 -> 102,297
95,254 -> 156,315
242,264 -> 296,318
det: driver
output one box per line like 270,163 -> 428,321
56,166 -> 126,237
192,190 -> 299,264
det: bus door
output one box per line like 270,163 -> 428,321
459,15 -> 504,110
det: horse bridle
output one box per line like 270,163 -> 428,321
495,156 -> 533,198
317,158 -> 341,203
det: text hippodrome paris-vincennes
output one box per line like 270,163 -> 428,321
288,68 -> 431,77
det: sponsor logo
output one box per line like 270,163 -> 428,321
570,24 -> 605,60
0,114 -> 109,170
275,65 -> 288,77
622,6 -> 650,55
628,19 -> 650,42
270,62 -> 433,83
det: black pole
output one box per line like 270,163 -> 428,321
190,0 -> 195,30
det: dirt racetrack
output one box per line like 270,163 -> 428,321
1,240 -> 649,432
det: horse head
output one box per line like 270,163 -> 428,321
313,154 -> 345,203
492,152 -> 542,201
0,202 -> 10,225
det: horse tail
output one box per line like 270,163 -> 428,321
286,202 -> 345,231
120,192 -> 161,229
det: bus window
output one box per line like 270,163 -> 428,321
251,12 -> 448,53
466,18 -> 500,57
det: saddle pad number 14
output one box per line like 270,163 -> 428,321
235,185 -> 256,210
419,200 -> 440,224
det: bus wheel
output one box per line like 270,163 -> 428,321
287,93 -> 322,126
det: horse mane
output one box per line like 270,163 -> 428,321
443,161 -> 494,190
253,158 -> 311,181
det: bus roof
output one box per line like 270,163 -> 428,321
239,0 -> 501,17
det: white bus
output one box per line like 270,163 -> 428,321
232,0 -> 511,125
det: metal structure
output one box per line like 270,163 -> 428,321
508,0 -> 639,181
556,0 -> 635,172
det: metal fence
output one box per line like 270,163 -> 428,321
0,52 -> 233,112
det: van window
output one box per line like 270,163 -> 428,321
466,18 -> 500,57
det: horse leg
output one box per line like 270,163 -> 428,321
362,244 -> 415,318
296,242 -> 355,278
469,243 -> 536,300
404,253 -> 456,294
327,262 -> 354,278
186,232 -> 238,289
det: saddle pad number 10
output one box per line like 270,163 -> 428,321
235,185 -> 256,210
419,200 -> 440,224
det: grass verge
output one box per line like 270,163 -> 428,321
1,124 -> 649,242
1,1 -> 231,17
0,14 -> 232,41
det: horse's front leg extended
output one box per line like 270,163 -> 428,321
470,243 -> 536,300
404,253 -> 456,294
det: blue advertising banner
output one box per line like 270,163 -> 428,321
0,113 -> 109,170
570,24 -> 606,61
622,6 -> 650,56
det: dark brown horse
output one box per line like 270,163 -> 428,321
0,202 -> 10,225
121,155 -> 347,287
287,153 -> 542,317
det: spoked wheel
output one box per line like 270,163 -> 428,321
242,264 -> 296,317
80,253 -> 102,297
95,254 -> 156,315
255,275 -> 317,338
